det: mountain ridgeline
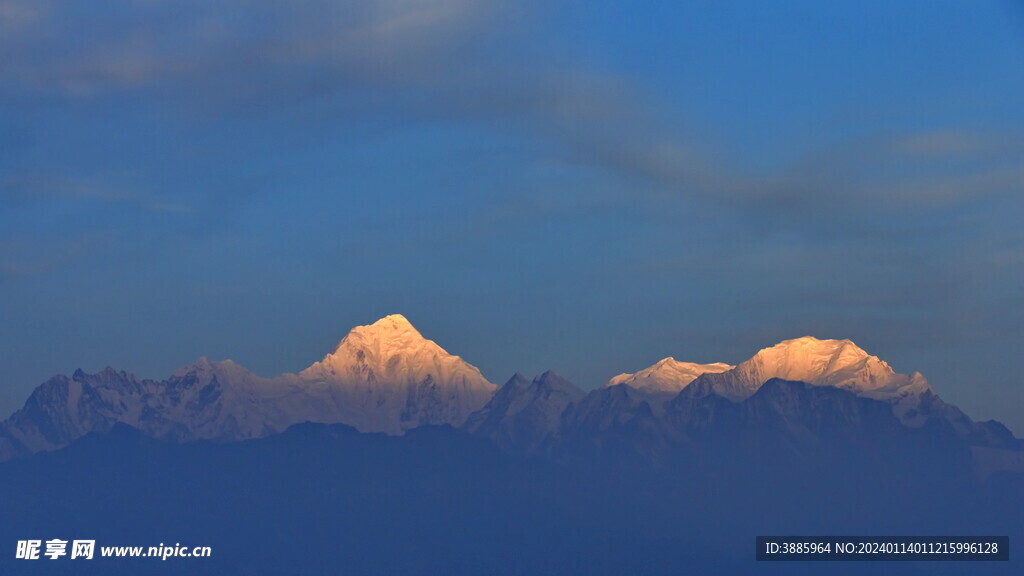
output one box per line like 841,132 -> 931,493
1,315 -> 1017,463
1,315 -> 1022,575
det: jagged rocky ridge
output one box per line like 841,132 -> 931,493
0,315 -> 496,460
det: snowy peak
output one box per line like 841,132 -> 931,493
685,336 -> 937,428
737,336 -> 899,394
300,314 -> 492,388
295,315 -> 496,434
377,313 -> 416,328
0,314 -> 500,460
317,314 -> 432,370
606,357 -> 733,394
343,313 -> 423,347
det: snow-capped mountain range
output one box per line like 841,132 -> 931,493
0,315 -> 495,460
610,336 -> 945,427
0,314 -> 1016,461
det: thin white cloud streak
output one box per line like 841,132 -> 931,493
0,175 -> 188,213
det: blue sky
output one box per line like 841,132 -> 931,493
1,0 -> 1022,433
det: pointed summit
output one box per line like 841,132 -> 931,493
464,371 -> 584,451
502,372 -> 532,389
367,313 -> 419,334
380,313 -> 412,324
302,314 -> 488,385
298,314 -> 496,434
534,370 -> 576,389
320,314 -> 425,360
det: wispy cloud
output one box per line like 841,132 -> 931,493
0,175 -> 188,213
2,0 -> 1022,307
6,1 -> 1017,219
0,0 -> 507,96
